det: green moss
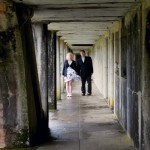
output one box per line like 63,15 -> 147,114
0,28 -> 16,62
13,127 -> 29,148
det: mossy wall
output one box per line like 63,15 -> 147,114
89,1 -> 150,149
0,1 -> 49,148
0,0 -> 29,148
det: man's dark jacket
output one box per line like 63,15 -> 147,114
77,56 -> 93,77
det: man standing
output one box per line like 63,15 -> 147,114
77,50 -> 93,96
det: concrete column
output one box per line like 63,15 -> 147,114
48,31 -> 57,109
108,33 -> 114,109
62,43 -> 67,92
32,24 -> 49,131
56,36 -> 61,100
142,5 -> 150,150
108,39 -> 111,104
64,44 -> 68,59
118,29 -> 123,124
114,32 -> 120,116
120,22 -> 128,130
99,44 -> 103,93
103,38 -> 108,99
60,39 -> 65,93
16,5 -> 49,145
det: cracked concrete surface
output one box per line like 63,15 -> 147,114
37,82 -> 135,150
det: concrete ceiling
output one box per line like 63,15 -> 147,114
13,0 -> 139,51
48,22 -> 112,49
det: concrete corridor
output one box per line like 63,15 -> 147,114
2,0 -> 150,150
38,82 -> 134,150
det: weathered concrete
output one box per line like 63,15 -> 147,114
1,0 -> 150,150
37,82 -> 134,150
60,39 -> 65,93
48,31 -> 57,109
141,0 -> 150,149
0,1 -> 29,148
0,1 -> 49,148
32,23 -> 49,133
32,3 -> 138,22
89,4 -> 143,148
56,36 -> 61,100
114,31 -> 120,119
16,4 -> 49,146
126,12 -> 141,149
102,38 -> 108,99
108,33 -> 115,108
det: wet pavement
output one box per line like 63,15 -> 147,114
37,82 -> 135,150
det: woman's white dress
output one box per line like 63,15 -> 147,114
64,67 -> 80,82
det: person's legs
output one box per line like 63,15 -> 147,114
68,80 -> 73,96
66,82 -> 69,96
81,77 -> 86,95
87,76 -> 92,95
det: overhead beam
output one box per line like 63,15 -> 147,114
65,41 -> 95,44
32,2 -> 138,9
48,22 -> 113,31
32,8 -> 129,22
32,17 -> 121,23
60,36 -> 99,40
57,30 -> 106,36
13,0 -> 139,5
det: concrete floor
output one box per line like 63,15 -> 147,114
38,82 -> 135,150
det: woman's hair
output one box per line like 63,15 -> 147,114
66,52 -> 73,60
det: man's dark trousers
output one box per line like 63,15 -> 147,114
81,75 -> 92,94
77,56 -> 93,95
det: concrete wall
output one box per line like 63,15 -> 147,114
89,1 -> 150,149
0,1 -> 29,147
90,38 -> 108,98
0,1 -> 49,148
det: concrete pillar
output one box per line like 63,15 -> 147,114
48,31 -> 57,109
114,32 -> 120,117
62,43 -> 67,92
99,44 -> 103,93
108,40 -> 111,104
60,39 -> 65,93
103,38 -> 108,99
16,5 -> 49,145
64,43 -> 68,60
120,21 -> 128,130
56,36 -> 61,100
32,24 -> 49,131
141,5 -> 150,150
108,33 -> 114,109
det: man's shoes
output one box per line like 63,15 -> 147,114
82,93 -> 85,96
87,93 -> 91,96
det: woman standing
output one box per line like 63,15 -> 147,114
62,52 -> 80,97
